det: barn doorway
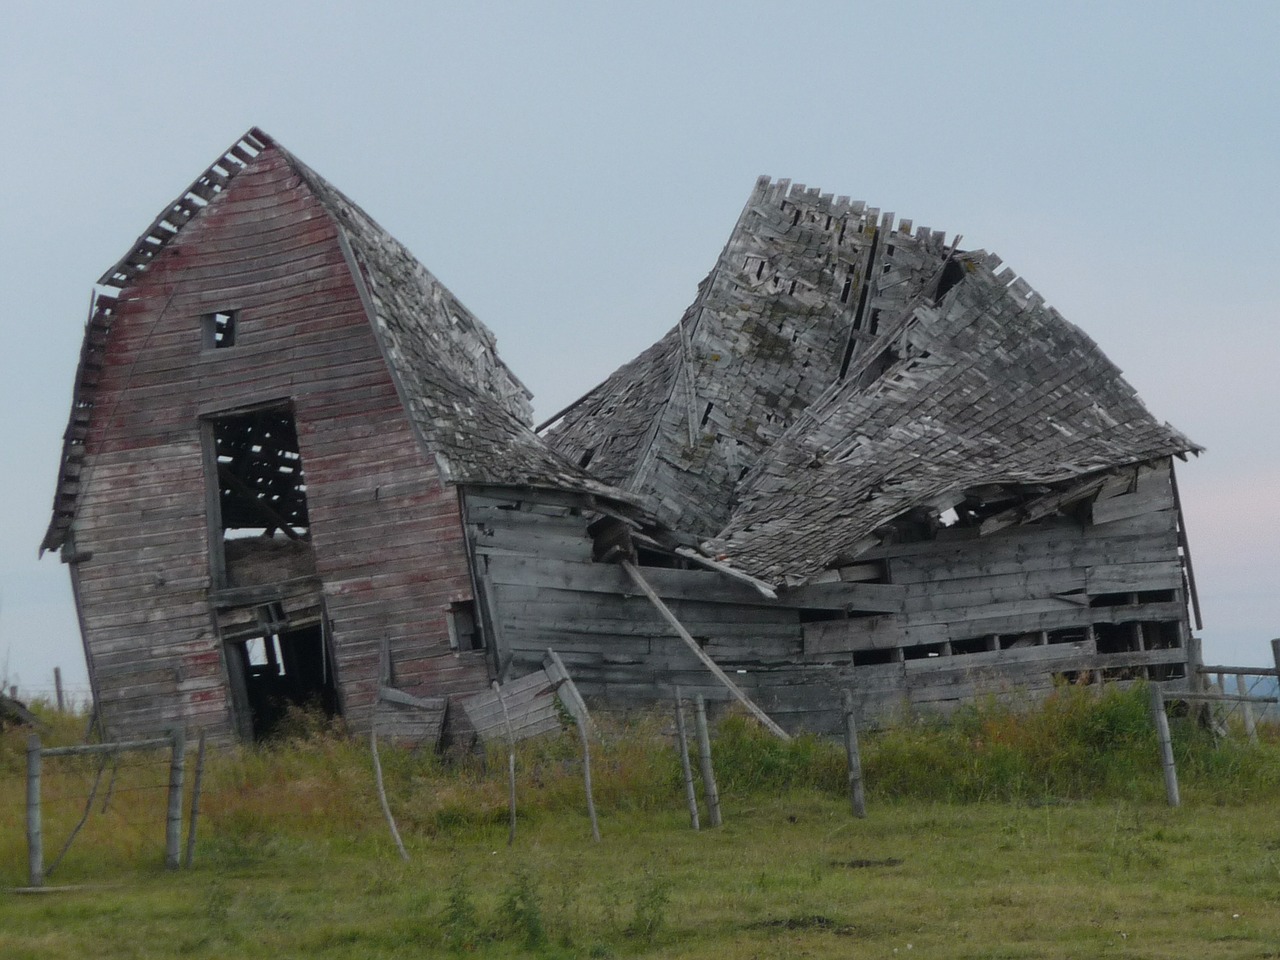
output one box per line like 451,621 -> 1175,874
231,621 -> 340,740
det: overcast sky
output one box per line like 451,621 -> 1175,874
3,2 -> 1277,699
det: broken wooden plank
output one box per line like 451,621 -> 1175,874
620,560 -> 790,740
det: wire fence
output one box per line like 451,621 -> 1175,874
1202,672 -> 1280,736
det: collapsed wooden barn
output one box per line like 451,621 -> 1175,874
43,129 -> 1203,743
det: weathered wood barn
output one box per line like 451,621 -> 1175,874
44,129 -> 1203,743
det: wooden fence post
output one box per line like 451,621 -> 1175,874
164,728 -> 186,870
1235,675 -> 1258,743
492,681 -> 518,846
693,695 -> 722,827
370,727 -> 410,861
184,730 -> 208,868
673,689 -> 699,830
842,690 -> 867,818
1148,685 -> 1180,808
26,734 -> 43,887
54,668 -> 65,713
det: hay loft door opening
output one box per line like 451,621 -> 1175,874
203,405 -> 317,589
230,616 -> 339,739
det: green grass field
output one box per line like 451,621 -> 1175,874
4,686 -> 1279,958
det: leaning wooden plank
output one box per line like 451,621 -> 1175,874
620,560 -> 790,740
674,547 -> 777,599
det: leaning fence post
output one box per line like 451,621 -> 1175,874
370,726 -> 410,861
184,730 -> 208,867
165,728 -> 186,870
693,695 -> 722,827
673,688 -> 699,830
842,690 -> 867,818
1148,684 -> 1180,808
54,668 -> 65,713
27,734 -> 43,887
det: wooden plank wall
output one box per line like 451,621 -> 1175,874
70,146 -> 488,741
466,459 -> 1193,734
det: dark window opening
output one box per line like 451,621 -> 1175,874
852,649 -> 896,666
998,632 -> 1043,650
1095,622 -> 1138,655
1047,628 -> 1088,645
1145,620 -> 1182,650
798,608 -> 846,623
952,635 -> 995,656
208,407 -> 313,588
1149,659 -> 1187,682
635,545 -> 686,569
700,402 -> 714,428
934,259 -> 966,304
578,447 -> 596,469
1136,589 -> 1176,605
204,310 -> 238,349
447,601 -> 482,652
1089,592 -> 1134,608
233,622 -> 338,740
903,642 -> 947,660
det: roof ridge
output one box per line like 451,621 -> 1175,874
97,128 -> 271,291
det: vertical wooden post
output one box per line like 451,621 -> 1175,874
1148,685 -> 1180,808
1235,675 -> 1258,743
673,689 -> 699,830
577,711 -> 601,843
164,728 -> 186,870
842,690 -> 867,818
693,695 -> 722,828
492,681 -> 518,847
184,730 -> 208,867
1272,639 -> 1280,691
9,684 -> 17,700
26,734 -> 43,888
54,668 -> 65,713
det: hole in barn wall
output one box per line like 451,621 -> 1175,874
206,406 -> 314,589
203,310 -> 238,349
447,601 -> 482,652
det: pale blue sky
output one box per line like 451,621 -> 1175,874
3,2 -> 1278,697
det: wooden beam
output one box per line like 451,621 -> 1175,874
620,560 -> 790,740
674,547 -> 777,599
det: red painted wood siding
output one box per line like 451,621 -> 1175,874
71,146 -> 488,739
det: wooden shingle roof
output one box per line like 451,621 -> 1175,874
545,179 -> 1201,584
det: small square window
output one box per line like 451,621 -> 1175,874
204,310 -> 238,348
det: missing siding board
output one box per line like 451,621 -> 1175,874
446,601 -> 481,652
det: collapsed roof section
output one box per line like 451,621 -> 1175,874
546,178 -> 1201,584
42,129 -> 640,555
542,177 -> 951,535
